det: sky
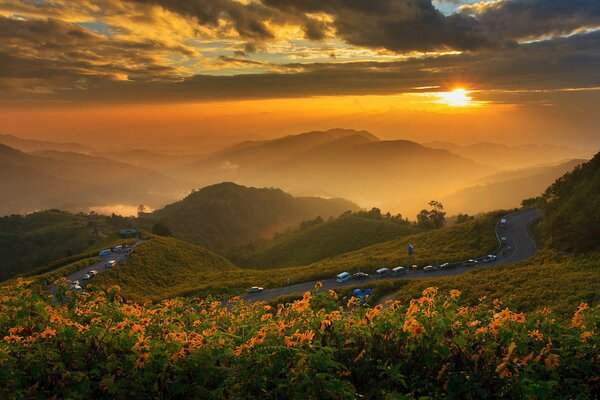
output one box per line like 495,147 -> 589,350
0,0 -> 599,150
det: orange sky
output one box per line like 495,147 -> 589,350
0,0 -> 599,152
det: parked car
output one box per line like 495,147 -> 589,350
89,270 -> 98,276
353,272 -> 369,280
70,280 -> 80,286
248,286 -> 264,293
482,254 -> 497,263
105,260 -> 116,268
73,284 -> 82,291
392,266 -> 406,275
83,273 -> 91,280
375,268 -> 390,277
423,265 -> 436,272
463,259 -> 479,267
439,262 -> 457,270
500,218 -> 508,228
336,272 -> 351,283
501,236 -> 508,244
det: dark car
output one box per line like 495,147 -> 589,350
248,286 -> 264,294
353,272 -> 370,280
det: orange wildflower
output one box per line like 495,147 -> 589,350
580,331 -> 594,341
320,319 -> 332,331
299,330 -> 315,344
545,354 -> 559,371
40,328 -> 57,339
449,290 -> 461,299
528,329 -> 544,341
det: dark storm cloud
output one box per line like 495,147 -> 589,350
129,0 -> 600,52
262,0 -> 491,51
463,0 -> 600,41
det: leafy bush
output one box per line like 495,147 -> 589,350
539,152 -> 600,251
0,281 -> 597,399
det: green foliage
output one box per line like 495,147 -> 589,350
139,182 -> 359,253
0,210 -> 107,281
455,213 -> 474,224
386,250 -> 600,318
0,281 -> 597,398
234,214 -> 422,268
539,152 -> 600,251
151,222 -> 172,237
416,200 -> 446,229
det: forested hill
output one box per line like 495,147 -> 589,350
141,182 -> 359,253
539,151 -> 600,251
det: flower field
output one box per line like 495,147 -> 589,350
0,279 -> 597,399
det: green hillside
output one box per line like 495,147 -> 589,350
93,235 -> 238,301
94,212 -> 499,301
141,182 -> 359,253
539,151 -> 600,251
235,213 -> 422,268
376,250 -> 599,318
0,210 -> 109,281
302,211 -> 500,273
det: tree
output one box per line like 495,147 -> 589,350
137,204 -> 147,217
456,213 -> 473,224
152,222 -> 172,237
428,200 -> 446,228
416,201 -> 447,229
416,209 -> 431,228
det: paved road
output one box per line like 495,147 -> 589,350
66,242 -> 141,288
238,208 -> 541,304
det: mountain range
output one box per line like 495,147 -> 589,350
0,129 -> 588,216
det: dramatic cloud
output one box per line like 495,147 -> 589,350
0,0 -> 598,103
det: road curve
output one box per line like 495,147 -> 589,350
66,241 -> 142,289
238,208 -> 541,304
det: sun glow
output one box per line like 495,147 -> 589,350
437,88 -> 472,107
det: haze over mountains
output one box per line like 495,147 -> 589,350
0,129 -> 587,217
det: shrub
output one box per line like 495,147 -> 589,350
0,280 -> 597,399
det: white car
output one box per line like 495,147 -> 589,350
83,273 -> 91,280
423,265 -> 436,272
73,284 -> 82,291
89,270 -> 98,276
482,254 -> 497,263
70,280 -> 80,286
105,260 -> 116,268
248,286 -> 264,294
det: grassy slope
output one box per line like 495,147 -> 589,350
93,235 -> 239,301
93,213 -> 500,301
142,182 -> 358,253
0,210 -> 117,281
237,215 -> 422,268
300,211 -> 501,274
380,250 -> 599,318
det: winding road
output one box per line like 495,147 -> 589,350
238,208 -> 541,304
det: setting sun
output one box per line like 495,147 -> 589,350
437,88 -> 472,107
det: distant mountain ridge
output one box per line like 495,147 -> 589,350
174,129 -> 491,215
426,140 -> 586,170
442,159 -> 585,214
0,143 -> 190,215
0,134 -> 95,153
